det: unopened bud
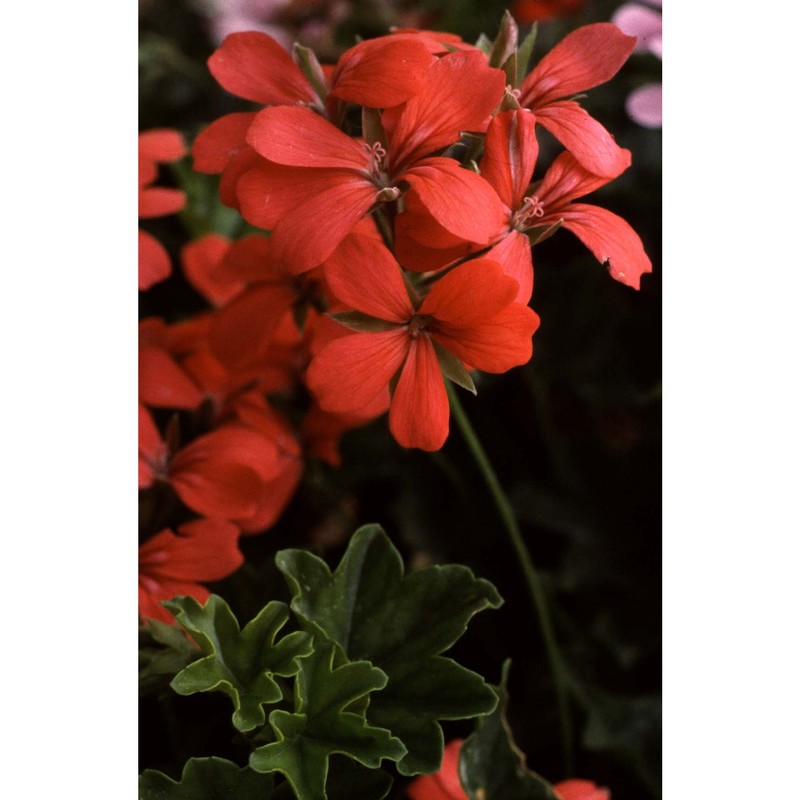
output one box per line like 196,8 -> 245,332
489,10 -> 519,69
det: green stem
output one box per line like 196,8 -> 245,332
446,382 -> 574,775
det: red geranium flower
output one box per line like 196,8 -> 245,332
306,234 -> 539,451
138,129 -> 186,290
139,518 -> 243,623
192,32 -> 435,208
238,50 -> 507,272
518,24 -> 636,177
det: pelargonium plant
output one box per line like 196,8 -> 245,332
139,9 -> 654,800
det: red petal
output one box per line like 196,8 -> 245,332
388,336 -> 449,452
139,346 -> 203,410
208,32 -> 316,105
330,36 -> 434,108
403,158 -> 506,245
236,460 -> 304,534
559,203 -> 652,289
421,258 -> 520,326
248,105 -> 370,170
324,233 -> 414,321
139,519 -> 243,582
520,23 -> 636,108
306,329 -> 409,414
269,179 -> 379,273
480,109 -> 539,210
139,404 -> 166,487
191,112 -> 257,174
535,151 -> 616,210
384,51 -> 506,172
139,229 -> 171,290
139,187 -> 185,219
213,234 -> 277,283
237,159 -> 361,231
181,234 -> 246,307
139,129 -> 186,164
534,100 -> 631,178
482,232 -> 534,304
553,779 -> 611,800
219,146 -> 261,210
208,283 -> 297,371
432,303 -> 540,373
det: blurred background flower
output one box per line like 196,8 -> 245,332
611,0 -> 662,127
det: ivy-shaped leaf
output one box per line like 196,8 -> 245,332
139,757 -> 273,799
276,524 -> 503,775
165,596 -> 313,732
250,638 -> 406,800
460,662 -> 560,800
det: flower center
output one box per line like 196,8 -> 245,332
408,314 -> 430,338
511,195 -> 546,230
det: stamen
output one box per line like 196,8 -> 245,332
511,195 -> 546,230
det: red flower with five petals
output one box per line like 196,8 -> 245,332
306,234 -> 539,451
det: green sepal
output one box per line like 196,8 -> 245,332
165,596 -> 314,732
276,524 -> 503,775
460,661 -> 560,800
249,639 -> 406,800
139,757 -> 274,799
526,218 -> 563,246
515,24 -> 538,87
433,340 -> 476,395
473,33 -> 493,57
292,43 -> 328,102
489,10 -> 519,70
330,311 -> 399,333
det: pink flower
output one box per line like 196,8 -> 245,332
611,1 -> 662,128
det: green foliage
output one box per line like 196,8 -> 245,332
164,596 -> 313,732
250,639 -> 406,800
139,757 -> 274,799
142,526 -> 504,800
276,524 -> 503,774
139,618 -> 199,694
461,662 -> 559,800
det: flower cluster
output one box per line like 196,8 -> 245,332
138,15 -> 652,623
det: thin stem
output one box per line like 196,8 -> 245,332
446,382 -> 575,775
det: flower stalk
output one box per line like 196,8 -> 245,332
446,381 -> 574,774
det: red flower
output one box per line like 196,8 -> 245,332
138,129 -> 186,290
518,24 -> 636,177
522,151 -> 652,289
406,739 -> 465,800
305,234 -> 539,451
139,518 -> 243,623
192,32 -> 435,207
238,50 -> 506,272
138,404 -> 281,520
553,779 -> 611,800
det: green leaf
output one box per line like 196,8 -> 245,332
165,596 -> 314,732
276,524 -> 503,775
139,757 -> 273,799
250,639 -> 406,800
139,618 -> 200,693
460,662 -> 559,800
